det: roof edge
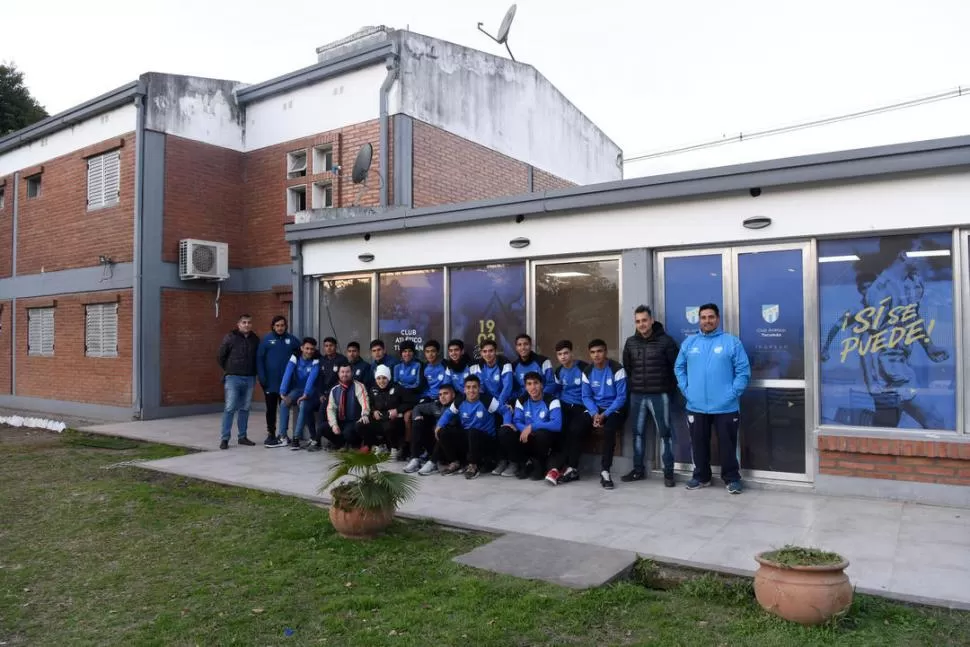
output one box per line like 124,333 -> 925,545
0,80 -> 143,156
285,133 -> 970,243
235,40 -> 394,105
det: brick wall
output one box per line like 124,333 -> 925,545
818,435 -> 970,486
0,175 -> 12,278
15,290 -> 132,406
412,120 -> 531,207
162,135 -> 245,267
242,119 -> 383,268
0,300 -> 10,395
16,134 -> 135,274
159,288 -> 289,406
533,166 -> 574,192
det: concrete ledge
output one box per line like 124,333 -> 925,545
816,473 -> 970,509
0,395 -> 132,423
453,532 -> 638,589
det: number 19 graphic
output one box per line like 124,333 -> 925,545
477,319 -> 496,346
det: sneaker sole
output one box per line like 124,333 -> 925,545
685,482 -> 711,490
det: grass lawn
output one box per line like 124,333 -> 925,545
2,426 -> 969,647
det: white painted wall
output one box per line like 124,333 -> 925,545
244,64 -> 386,151
302,171 -> 970,275
396,32 -> 622,186
0,104 -> 136,177
144,74 -> 245,150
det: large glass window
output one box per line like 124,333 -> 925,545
320,276 -> 371,346
378,269 -> 444,353
818,232 -> 955,431
534,259 -> 620,359
449,263 -> 526,359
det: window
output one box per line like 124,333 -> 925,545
818,231 -> 955,431
0,185 -> 5,209
449,263 -> 526,358
534,259 -> 620,359
312,182 -> 334,209
320,276 -> 372,345
26,175 -> 41,199
286,185 -> 307,215
27,307 -> 55,356
87,150 -> 121,210
286,150 -> 307,178
85,303 -> 119,358
378,269 -> 444,353
313,145 -> 334,173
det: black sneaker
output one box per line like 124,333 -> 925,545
515,463 -> 530,480
238,437 -> 255,446
264,436 -> 282,448
219,440 -> 229,450
620,469 -> 645,483
290,438 -> 304,451
307,442 -> 322,452
464,465 -> 480,480
600,471 -> 615,490
529,466 -> 545,481
559,467 -> 579,483
664,473 -> 676,487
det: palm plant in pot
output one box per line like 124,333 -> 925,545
754,545 -> 853,626
317,448 -> 419,539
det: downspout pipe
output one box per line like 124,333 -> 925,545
131,84 -> 147,419
378,40 -> 400,207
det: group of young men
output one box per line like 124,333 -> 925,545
218,302 -> 752,493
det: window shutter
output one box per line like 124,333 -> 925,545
27,310 -> 39,353
87,155 -> 104,209
103,304 -> 119,356
103,151 -> 121,206
85,305 -> 102,355
85,303 -> 118,357
28,308 -> 54,356
41,310 -> 54,354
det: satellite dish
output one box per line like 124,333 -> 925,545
352,143 -> 373,185
477,4 -> 518,61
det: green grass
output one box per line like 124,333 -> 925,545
2,427 -> 969,647
760,545 -> 846,567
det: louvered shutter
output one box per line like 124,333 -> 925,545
102,304 -> 119,357
85,305 -> 103,356
28,308 -> 54,356
85,303 -> 118,357
87,155 -> 104,209
41,309 -> 54,355
27,309 -> 40,355
103,151 -> 121,206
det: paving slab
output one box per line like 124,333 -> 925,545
453,532 -> 637,589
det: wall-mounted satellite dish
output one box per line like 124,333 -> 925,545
477,4 -> 517,61
350,142 -> 384,206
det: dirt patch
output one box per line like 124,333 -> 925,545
0,425 -> 63,448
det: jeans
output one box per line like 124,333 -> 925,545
221,375 -> 256,441
630,392 -> 675,475
278,389 -> 316,441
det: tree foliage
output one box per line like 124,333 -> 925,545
0,62 -> 49,137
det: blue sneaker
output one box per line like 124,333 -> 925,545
685,478 -> 711,490
727,481 -> 743,495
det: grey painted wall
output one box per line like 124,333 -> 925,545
392,114 -> 413,208
0,395 -> 133,422
0,264 -> 134,298
11,172 -> 18,275
139,130 -> 167,414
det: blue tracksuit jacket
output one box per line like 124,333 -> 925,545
552,361 -> 589,406
469,358 -> 513,404
256,332 -> 301,393
581,360 -> 628,418
674,329 -> 751,414
513,394 -> 563,433
511,353 -> 556,399
420,361 -> 448,399
437,395 -> 500,436
279,353 -> 321,398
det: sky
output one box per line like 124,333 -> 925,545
4,0 -> 970,177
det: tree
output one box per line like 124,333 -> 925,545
0,62 -> 48,137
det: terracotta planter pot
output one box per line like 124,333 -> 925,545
754,553 -> 853,625
329,505 -> 395,539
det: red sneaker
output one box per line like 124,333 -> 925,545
545,468 -> 560,486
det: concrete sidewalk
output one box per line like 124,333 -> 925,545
79,415 -> 970,610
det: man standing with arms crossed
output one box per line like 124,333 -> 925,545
674,303 -> 751,494
621,305 -> 679,487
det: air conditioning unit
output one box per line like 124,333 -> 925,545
179,239 -> 230,280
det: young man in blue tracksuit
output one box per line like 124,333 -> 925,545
393,340 -> 424,461
674,303 -> 751,494
256,316 -> 301,445
443,338 -> 474,396
345,341 -> 374,387
405,340 -> 450,473
469,339 -> 516,476
511,334 -> 556,399
551,339 -> 589,484
276,337 -> 321,449
435,374 -> 501,480
581,338 -> 628,490
510,371 -> 564,484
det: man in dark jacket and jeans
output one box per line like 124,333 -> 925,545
217,314 -> 261,449
621,305 -> 680,486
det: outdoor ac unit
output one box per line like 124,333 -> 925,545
178,239 -> 230,280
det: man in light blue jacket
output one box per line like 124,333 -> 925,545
674,303 -> 751,494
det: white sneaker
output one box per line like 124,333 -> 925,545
404,457 -> 422,473
491,460 -> 509,476
418,460 -> 438,476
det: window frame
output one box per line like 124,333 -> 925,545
26,175 -> 41,199
85,302 -> 120,358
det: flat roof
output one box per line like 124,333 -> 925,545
285,133 -> 970,242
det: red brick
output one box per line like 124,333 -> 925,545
835,460 -> 877,472
910,465 -> 957,477
533,166 -> 573,192
15,291 -> 132,406
0,175 -> 12,278
16,134 -> 135,274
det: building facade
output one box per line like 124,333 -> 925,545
286,136 -> 970,507
0,26 -> 621,421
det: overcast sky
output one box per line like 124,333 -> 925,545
4,0 -> 969,177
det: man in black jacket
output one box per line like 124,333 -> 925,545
217,314 -> 261,449
621,305 -> 680,486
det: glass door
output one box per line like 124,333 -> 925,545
656,243 -> 813,482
